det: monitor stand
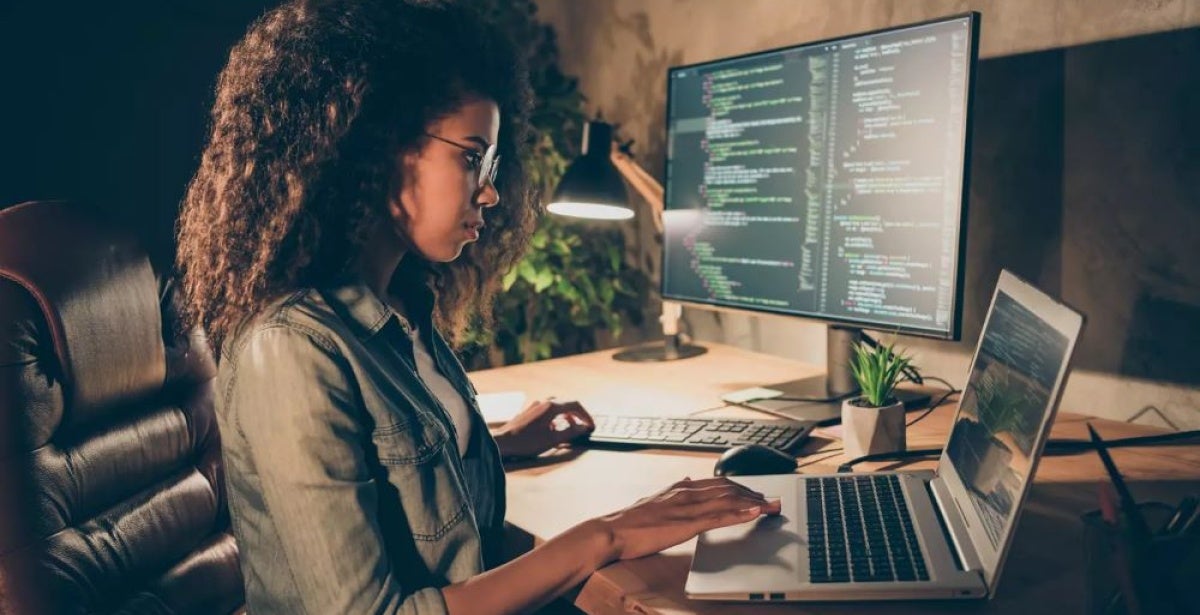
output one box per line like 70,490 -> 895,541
738,326 -> 931,425
613,301 -> 707,362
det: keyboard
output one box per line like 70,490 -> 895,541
587,414 -> 813,453
806,475 -> 929,584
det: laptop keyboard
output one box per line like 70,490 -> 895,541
806,475 -> 929,583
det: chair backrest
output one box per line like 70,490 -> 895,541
0,201 -> 243,614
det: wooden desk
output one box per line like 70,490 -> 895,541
469,342 -> 1200,614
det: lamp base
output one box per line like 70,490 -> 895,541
613,335 -> 707,362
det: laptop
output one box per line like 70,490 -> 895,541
686,270 -> 1085,602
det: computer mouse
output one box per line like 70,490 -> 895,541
713,443 -> 798,477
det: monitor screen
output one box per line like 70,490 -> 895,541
662,14 -> 977,338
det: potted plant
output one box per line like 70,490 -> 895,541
953,371 -> 1028,494
842,339 -> 914,458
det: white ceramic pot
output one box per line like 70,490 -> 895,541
841,397 -> 906,459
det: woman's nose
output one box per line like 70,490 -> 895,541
476,177 -> 500,208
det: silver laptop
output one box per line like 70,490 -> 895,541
686,270 -> 1085,602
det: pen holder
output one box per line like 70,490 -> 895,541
1082,507 -> 1200,614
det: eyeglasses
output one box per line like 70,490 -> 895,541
424,133 -> 500,189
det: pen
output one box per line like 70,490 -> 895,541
1161,495 -> 1198,536
1097,483 -> 1119,525
1105,531 -> 1143,615
1089,425 -> 1192,613
1087,424 -> 1153,540
1175,501 -> 1200,537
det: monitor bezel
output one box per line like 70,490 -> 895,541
660,12 -> 981,341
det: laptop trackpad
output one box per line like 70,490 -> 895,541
688,481 -> 807,594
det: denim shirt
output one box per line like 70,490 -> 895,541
215,272 -> 506,615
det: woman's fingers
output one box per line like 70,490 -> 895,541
563,405 -> 595,430
684,492 -> 782,534
509,400 -> 553,429
657,479 -> 782,529
558,414 -> 593,441
676,476 -> 752,489
671,477 -> 765,502
603,478 -> 784,560
693,505 -> 769,534
667,485 -> 769,519
546,406 -> 594,437
541,402 -> 594,430
524,399 -> 554,417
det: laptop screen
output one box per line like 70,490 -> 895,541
944,289 -> 1071,550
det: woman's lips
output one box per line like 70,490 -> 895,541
464,221 -> 483,241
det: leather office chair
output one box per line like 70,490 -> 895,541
0,201 -> 244,614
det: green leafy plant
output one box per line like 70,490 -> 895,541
974,371 -> 1033,442
849,340 -> 914,407
485,216 -> 648,364
460,0 -> 651,367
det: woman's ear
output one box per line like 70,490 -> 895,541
386,193 -> 407,227
387,198 -> 415,254
387,148 -> 420,230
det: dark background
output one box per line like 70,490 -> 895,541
0,1 -> 278,268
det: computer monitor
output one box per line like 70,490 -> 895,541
662,13 -> 979,423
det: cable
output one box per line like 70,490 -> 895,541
769,392 -> 856,404
1041,429 -> 1200,454
837,448 -> 943,472
1125,405 -> 1181,431
686,403 -> 735,416
723,391 -> 855,408
796,447 -> 844,469
905,387 -> 960,427
835,428 -> 1200,472
920,375 -> 959,391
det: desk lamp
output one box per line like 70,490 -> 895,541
548,120 -> 707,362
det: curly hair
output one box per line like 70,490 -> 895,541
176,0 -> 537,354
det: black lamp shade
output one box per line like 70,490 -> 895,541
548,121 -> 633,219
551,154 -> 628,205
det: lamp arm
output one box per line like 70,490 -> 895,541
609,148 -> 664,235
609,147 -> 691,339
659,300 -> 683,336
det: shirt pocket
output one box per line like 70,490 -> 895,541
372,410 -> 447,465
370,411 -> 472,542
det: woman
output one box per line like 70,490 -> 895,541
176,1 -> 779,613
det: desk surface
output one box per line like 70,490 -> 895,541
469,342 -> 1200,614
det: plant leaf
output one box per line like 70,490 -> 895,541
518,259 -> 537,284
502,266 -> 519,291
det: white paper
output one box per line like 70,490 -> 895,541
477,391 -> 527,426
720,387 -> 784,404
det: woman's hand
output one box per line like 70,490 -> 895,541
492,399 -> 594,459
592,476 -> 783,562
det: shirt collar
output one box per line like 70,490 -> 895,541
324,258 -> 436,341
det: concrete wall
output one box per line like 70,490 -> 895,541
536,0 -> 1200,428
